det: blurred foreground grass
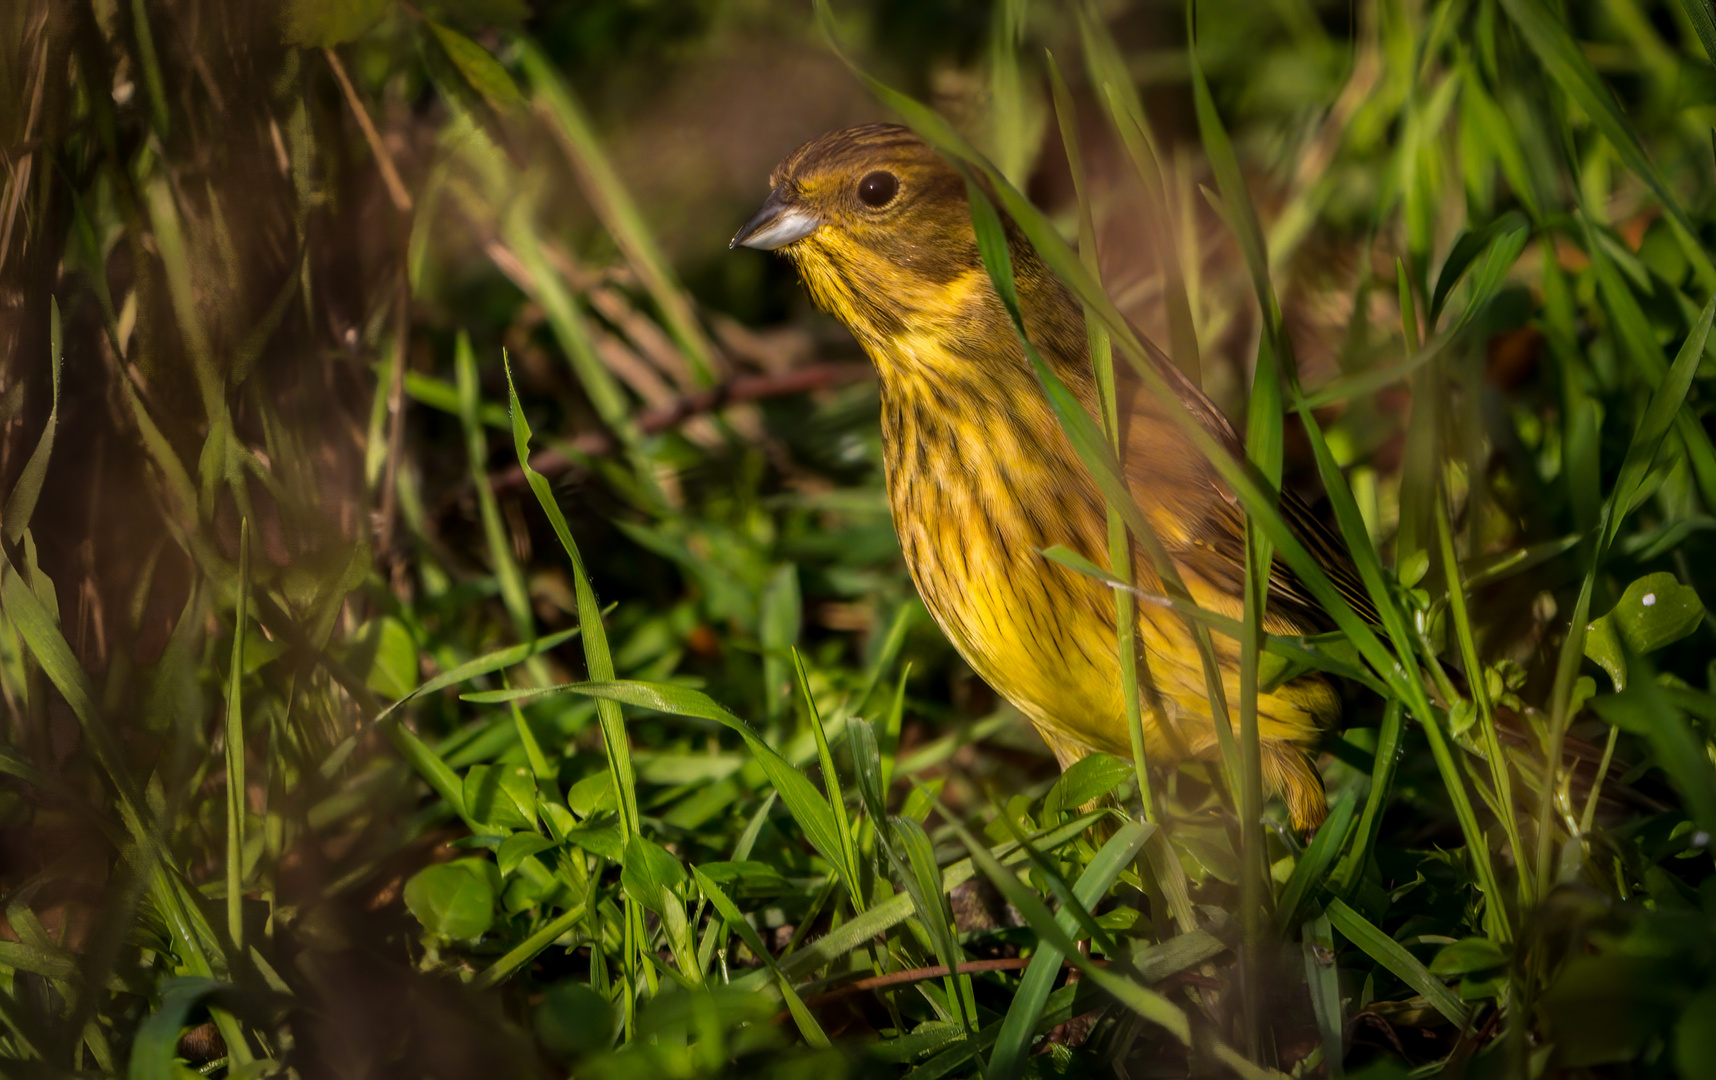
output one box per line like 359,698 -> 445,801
6,0 -> 1716,1077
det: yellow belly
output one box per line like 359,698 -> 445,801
885,436 -> 1339,773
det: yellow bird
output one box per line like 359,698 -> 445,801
733,124 -> 1369,831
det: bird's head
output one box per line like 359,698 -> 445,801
730,123 -> 988,345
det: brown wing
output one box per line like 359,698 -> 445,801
1114,336 -> 1377,632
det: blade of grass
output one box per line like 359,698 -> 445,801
502,357 -> 638,838
987,819 -> 1152,1080
1046,50 -> 1157,823
2,297 -> 59,545
456,334 -> 535,652
1302,912 -> 1343,1078
519,41 -> 718,387
1329,701 -> 1404,894
1326,898 -> 1469,1028
224,520 -> 249,953
1500,0 -> 1716,288
794,650 -> 865,908
1277,791 -> 1356,932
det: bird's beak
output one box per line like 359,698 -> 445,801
730,187 -> 820,250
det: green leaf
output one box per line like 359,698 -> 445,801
988,819 -> 1153,1080
1585,573 -> 1705,691
427,22 -> 524,111
404,859 -> 499,942
1429,937 -> 1507,976
760,564 -> 801,723
950,820 -> 1194,1047
362,616 -> 420,699
503,358 -> 639,841
691,867 -> 831,1047
471,678 -> 855,884
1302,913 -> 1344,1079
566,772 -> 618,819
1277,791 -> 1357,931
1326,898 -> 1470,1026
1499,0 -> 1715,288
1042,753 -> 1131,816
282,0 -> 388,46
498,833 -> 557,876
620,835 -> 687,915
563,814 -> 625,861
463,763 -> 539,834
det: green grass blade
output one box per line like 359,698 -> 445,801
1047,49 -> 1162,825
502,356 -> 640,839
794,650 -> 864,906
1330,701 -> 1404,894
1277,792 -> 1356,932
951,821 -> 1192,1046
224,520 -> 249,952
519,40 -> 717,386
457,333 -> 535,648
1326,898 -> 1469,1027
1302,912 -> 1344,1078
1499,0 -> 1716,288
988,819 -> 1152,1080
2,297 -> 59,545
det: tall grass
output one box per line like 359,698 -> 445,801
4,0 -> 1716,1077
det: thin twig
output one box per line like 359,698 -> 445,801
324,48 -> 412,213
791,958 -> 1031,1015
779,955 -> 1220,1019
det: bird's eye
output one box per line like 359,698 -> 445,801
857,170 -> 899,208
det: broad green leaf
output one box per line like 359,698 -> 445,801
427,22 -> 524,111
1430,937 -> 1507,976
498,833 -> 557,876
361,616 -> 420,699
1585,573 -> 1705,691
620,835 -> 686,915
404,859 -> 499,942
282,0 -> 387,46
464,763 -> 539,834
1042,753 -> 1131,816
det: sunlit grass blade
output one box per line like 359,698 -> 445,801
794,650 -> 865,907
502,356 -> 639,839
519,40 -> 718,386
987,819 -> 1152,1080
